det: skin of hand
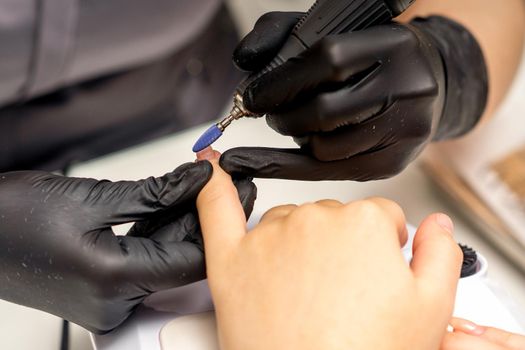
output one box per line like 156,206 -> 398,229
441,318 -> 525,350
197,161 -> 463,350
220,11 -> 489,181
0,163 -> 256,334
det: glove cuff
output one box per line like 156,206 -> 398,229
411,16 -> 489,141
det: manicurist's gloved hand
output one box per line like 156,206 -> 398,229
0,163 -> 256,334
221,12 -> 488,181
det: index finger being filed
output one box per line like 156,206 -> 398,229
196,153 -> 248,263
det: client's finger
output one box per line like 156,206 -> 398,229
449,318 -> 485,336
480,326 -> 525,349
366,197 -> 408,246
447,318 -> 525,350
259,204 -> 297,223
441,332 -> 506,350
411,214 -> 462,306
197,158 -> 247,265
196,146 -> 218,161
315,199 -> 343,208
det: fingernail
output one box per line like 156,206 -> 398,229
453,320 -> 485,336
196,147 -> 217,161
436,213 -> 454,234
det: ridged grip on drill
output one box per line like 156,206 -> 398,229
236,56 -> 285,99
292,0 -> 395,47
385,0 -> 415,16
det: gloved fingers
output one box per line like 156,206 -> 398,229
220,148 -> 325,180
243,54 -> 334,114
93,161 -> 212,225
266,85 -> 386,136
299,122 -> 392,162
220,145 -> 416,181
79,237 -> 206,334
146,214 -> 203,248
111,237 -> 207,291
233,178 -> 257,221
294,101 -> 412,162
127,178 -> 256,242
242,27 -> 398,114
233,12 -> 304,72
128,212 -> 198,242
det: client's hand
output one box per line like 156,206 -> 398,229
197,161 -> 463,350
442,318 -> 525,350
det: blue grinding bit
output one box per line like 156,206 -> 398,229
192,112 -> 238,152
192,124 -> 223,153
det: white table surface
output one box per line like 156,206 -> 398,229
70,115 -> 525,348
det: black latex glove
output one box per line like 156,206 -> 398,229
221,13 -> 488,181
0,163 -> 256,334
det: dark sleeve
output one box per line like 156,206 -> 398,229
0,1 -> 36,106
0,0 -> 221,107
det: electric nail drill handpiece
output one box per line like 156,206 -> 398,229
192,0 -> 416,152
